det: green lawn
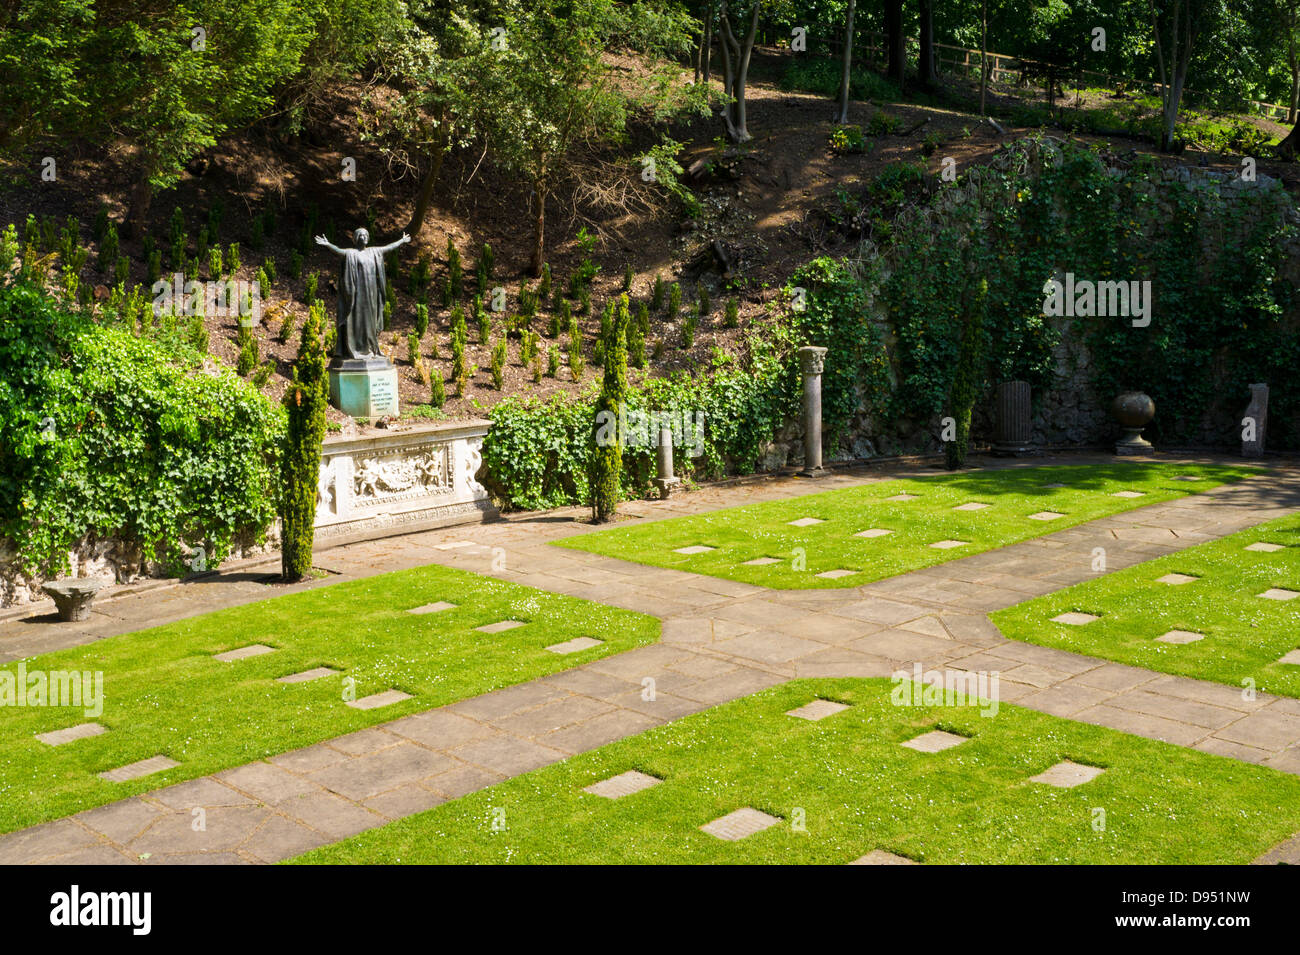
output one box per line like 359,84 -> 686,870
291,678 -> 1300,864
0,565 -> 658,834
558,463 -> 1258,589
993,512 -> 1300,698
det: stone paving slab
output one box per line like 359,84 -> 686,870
6,457 -> 1300,864
700,807 -> 781,841
35,722 -> 106,746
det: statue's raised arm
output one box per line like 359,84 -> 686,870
315,234 -> 347,255
375,232 -> 412,254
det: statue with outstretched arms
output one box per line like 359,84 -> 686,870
315,228 -> 411,360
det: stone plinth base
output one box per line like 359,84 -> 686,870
329,359 -> 398,419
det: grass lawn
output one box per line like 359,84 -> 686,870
291,677 -> 1300,864
993,512 -> 1300,699
558,463 -> 1258,589
0,565 -> 657,835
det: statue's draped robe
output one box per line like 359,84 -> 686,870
336,247 -> 388,359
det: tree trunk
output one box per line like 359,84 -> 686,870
1278,121 -> 1300,160
530,183 -> 546,277
703,5 -> 712,84
406,147 -> 446,240
836,0 -> 856,124
718,0 -> 761,142
979,0 -> 988,116
918,0 -> 937,87
1289,48 -> 1299,124
885,0 -> 905,89
126,170 -> 154,239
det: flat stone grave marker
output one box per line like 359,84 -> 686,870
900,729 -> 969,753
583,770 -> 662,799
1277,649 -> 1300,666
1259,589 -> 1300,601
35,722 -> 107,747
1030,760 -> 1105,788
476,620 -> 526,633
346,689 -> 412,710
99,755 -> 179,783
213,644 -> 276,662
546,636 -> 603,655
1157,630 -> 1204,644
1112,491 -> 1145,498
1028,511 -> 1065,521
929,540 -> 968,550
787,518 -> 824,527
673,545 -> 715,555
855,528 -> 893,538
408,601 -> 457,614
953,502 -> 990,511
1156,573 -> 1198,585
850,850 -> 918,865
1246,542 -> 1285,553
1052,612 -> 1099,625
277,666 -> 339,684
1173,475 -> 1201,481
742,557 -> 781,566
786,699 -> 850,721
700,807 -> 781,841
815,569 -> 856,580
1042,483 -> 1068,489
884,493 -> 919,501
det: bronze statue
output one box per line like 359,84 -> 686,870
314,228 -> 411,361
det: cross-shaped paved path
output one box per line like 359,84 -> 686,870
4,454 -> 1300,864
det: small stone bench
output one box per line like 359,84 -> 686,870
41,578 -> 110,622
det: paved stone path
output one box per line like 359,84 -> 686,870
4,454 -> 1300,864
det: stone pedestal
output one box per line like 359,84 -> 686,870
1242,383 -> 1268,457
329,357 -> 398,420
652,427 -> 681,499
41,578 -> 109,621
992,380 -> 1035,455
798,346 -> 828,477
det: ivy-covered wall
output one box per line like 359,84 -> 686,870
0,280 -> 284,603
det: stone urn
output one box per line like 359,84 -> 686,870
1112,391 -> 1155,455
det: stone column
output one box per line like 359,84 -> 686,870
652,426 -> 681,499
798,346 -> 828,477
1242,383 -> 1268,458
992,380 -> 1034,455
